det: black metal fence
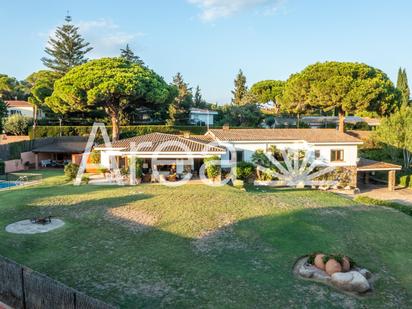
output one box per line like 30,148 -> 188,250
0,255 -> 116,309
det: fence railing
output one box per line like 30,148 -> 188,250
0,255 -> 116,309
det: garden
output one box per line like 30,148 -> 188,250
0,170 -> 411,308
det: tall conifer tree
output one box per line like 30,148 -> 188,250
397,68 -> 410,106
120,44 -> 145,66
42,15 -> 93,75
231,69 -> 248,105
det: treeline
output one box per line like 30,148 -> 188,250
0,15 -> 411,139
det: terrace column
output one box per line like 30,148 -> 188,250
35,153 -> 39,170
364,172 -> 370,184
388,170 -> 396,192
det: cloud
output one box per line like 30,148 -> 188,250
41,18 -> 144,58
188,0 -> 286,21
76,19 -> 144,58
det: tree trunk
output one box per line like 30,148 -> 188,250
338,109 -> 345,133
111,113 -> 120,141
32,105 -> 38,137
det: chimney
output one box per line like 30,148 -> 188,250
222,124 -> 230,131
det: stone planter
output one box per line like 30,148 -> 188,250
293,256 -> 374,296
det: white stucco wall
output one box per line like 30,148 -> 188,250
220,141 -> 358,167
7,107 -> 45,119
99,141 -> 359,169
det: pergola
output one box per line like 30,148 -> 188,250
357,158 -> 402,191
31,137 -> 88,169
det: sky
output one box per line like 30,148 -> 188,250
1,0 -> 411,103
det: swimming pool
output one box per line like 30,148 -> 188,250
0,181 -> 18,189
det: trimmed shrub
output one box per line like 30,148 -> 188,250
354,195 -> 412,217
64,163 -> 79,180
235,161 -> 255,181
399,173 -> 412,188
29,125 -> 208,139
4,115 -> 32,135
204,156 -> 221,180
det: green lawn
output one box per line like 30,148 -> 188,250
0,170 -> 411,308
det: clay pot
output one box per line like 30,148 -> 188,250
314,254 -> 326,270
325,259 -> 342,275
341,256 -> 351,272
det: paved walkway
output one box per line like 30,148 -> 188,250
357,183 -> 412,206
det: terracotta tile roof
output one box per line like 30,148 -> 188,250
97,133 -> 225,153
190,108 -> 218,114
347,130 -> 372,141
5,100 -> 32,108
32,137 -> 89,154
0,135 -> 30,145
207,128 -> 362,144
357,158 -> 402,171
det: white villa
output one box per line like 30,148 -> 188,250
5,100 -> 45,119
96,127 -> 401,190
189,108 -> 218,126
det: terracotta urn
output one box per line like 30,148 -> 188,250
314,254 -> 326,270
325,259 -> 342,275
341,256 -> 351,272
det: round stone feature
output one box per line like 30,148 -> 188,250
5,219 -> 65,234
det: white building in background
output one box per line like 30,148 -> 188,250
189,108 -> 218,126
5,100 -> 45,119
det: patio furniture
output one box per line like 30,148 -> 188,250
40,159 -> 52,167
143,173 -> 151,183
167,174 -> 177,182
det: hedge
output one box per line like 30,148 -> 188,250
399,173 -> 412,188
0,161 -> 5,175
29,125 -> 209,139
354,195 -> 412,217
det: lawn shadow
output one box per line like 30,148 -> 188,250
88,203 -> 412,307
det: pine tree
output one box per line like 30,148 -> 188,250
231,69 -> 248,105
120,44 -> 145,66
194,85 -> 207,108
41,15 -> 93,75
167,73 -> 193,125
397,67 -> 410,106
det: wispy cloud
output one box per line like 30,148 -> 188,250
188,0 -> 286,21
77,18 -> 144,58
40,18 -> 144,58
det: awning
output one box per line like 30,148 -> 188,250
32,137 -> 88,154
357,158 -> 402,171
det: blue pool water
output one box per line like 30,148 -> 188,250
0,182 -> 18,189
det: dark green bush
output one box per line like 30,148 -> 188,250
64,163 -> 79,180
0,161 -> 5,175
235,162 -> 255,181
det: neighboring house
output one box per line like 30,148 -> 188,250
96,127 -> 400,190
5,100 -> 45,119
301,116 -> 380,128
189,108 -> 218,126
